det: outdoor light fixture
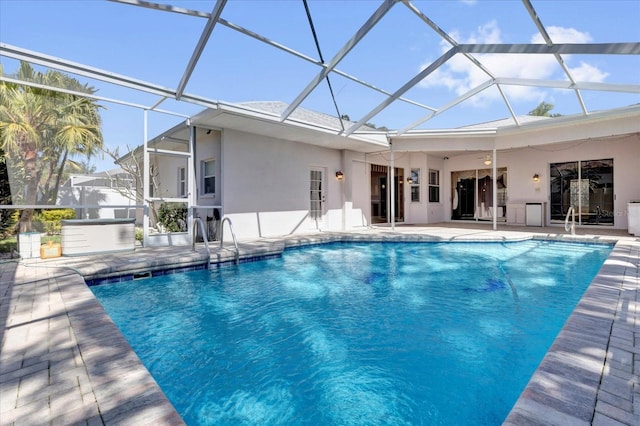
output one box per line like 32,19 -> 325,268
406,177 -> 413,184
533,173 -> 540,182
483,154 -> 492,166
335,171 -> 344,181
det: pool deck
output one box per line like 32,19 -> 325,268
0,223 -> 638,425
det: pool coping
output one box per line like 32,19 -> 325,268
1,226 -> 638,424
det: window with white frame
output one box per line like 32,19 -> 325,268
201,159 -> 215,195
177,166 -> 186,197
428,169 -> 440,203
410,168 -> 420,202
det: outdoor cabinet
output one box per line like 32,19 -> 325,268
629,202 -> 640,236
525,203 -> 545,227
61,218 -> 135,255
506,203 -> 526,225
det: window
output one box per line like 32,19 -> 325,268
428,169 -> 440,203
201,159 -> 215,195
177,167 -> 186,197
410,168 -> 420,202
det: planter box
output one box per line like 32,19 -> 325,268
18,232 -> 41,259
61,218 -> 135,256
40,242 -> 62,259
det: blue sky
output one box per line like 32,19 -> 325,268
1,0 -> 639,171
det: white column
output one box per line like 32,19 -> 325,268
390,139 -> 395,231
188,121 -> 196,244
142,110 -> 150,247
492,148 -> 497,231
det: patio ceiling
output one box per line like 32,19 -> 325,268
0,0 -> 639,146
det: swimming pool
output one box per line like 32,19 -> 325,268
91,240 -> 612,425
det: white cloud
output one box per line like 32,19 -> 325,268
418,22 -> 607,108
569,61 -> 609,82
532,26 -> 592,44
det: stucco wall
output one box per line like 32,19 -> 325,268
195,130 -> 222,207
343,151 -> 369,229
499,134 -> 640,230
439,133 -> 640,230
150,116 -> 638,240
347,151 -> 447,226
220,129 -> 344,239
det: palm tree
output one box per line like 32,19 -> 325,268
0,149 -> 15,237
41,74 -> 103,204
0,63 -> 50,232
0,62 -> 104,232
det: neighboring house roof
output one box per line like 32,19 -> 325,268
63,169 -> 133,188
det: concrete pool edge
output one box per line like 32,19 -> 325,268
57,272 -> 186,425
503,238 -> 639,426
0,268 -> 186,425
1,226 -> 638,424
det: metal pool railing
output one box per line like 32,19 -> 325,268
192,217 -> 211,270
220,216 -> 239,265
565,206 -> 576,235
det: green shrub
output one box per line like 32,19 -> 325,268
41,235 -> 61,245
0,210 -> 18,238
135,227 -> 144,241
37,209 -> 77,235
157,202 -> 187,232
0,236 -> 17,254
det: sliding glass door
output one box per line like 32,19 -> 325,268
451,168 -> 507,221
549,159 -> 613,225
370,165 -> 404,224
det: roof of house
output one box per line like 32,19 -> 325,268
237,101 -> 379,132
459,115 -> 551,130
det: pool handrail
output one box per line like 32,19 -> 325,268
192,217 -> 211,269
220,216 -> 240,265
564,206 -> 576,235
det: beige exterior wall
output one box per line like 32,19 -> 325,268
211,131 -> 638,238
219,129 -> 344,240
151,111 -> 639,240
416,133 -> 640,230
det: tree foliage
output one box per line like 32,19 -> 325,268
101,145 -> 163,224
528,101 -> 562,117
0,150 -> 15,237
0,62 -> 104,232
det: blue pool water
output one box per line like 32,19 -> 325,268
91,240 -> 612,425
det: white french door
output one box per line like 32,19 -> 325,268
310,167 -> 326,229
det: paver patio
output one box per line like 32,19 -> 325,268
1,224 -> 638,425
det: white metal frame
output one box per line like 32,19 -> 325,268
1,1 -> 637,136
1,0 -> 638,242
